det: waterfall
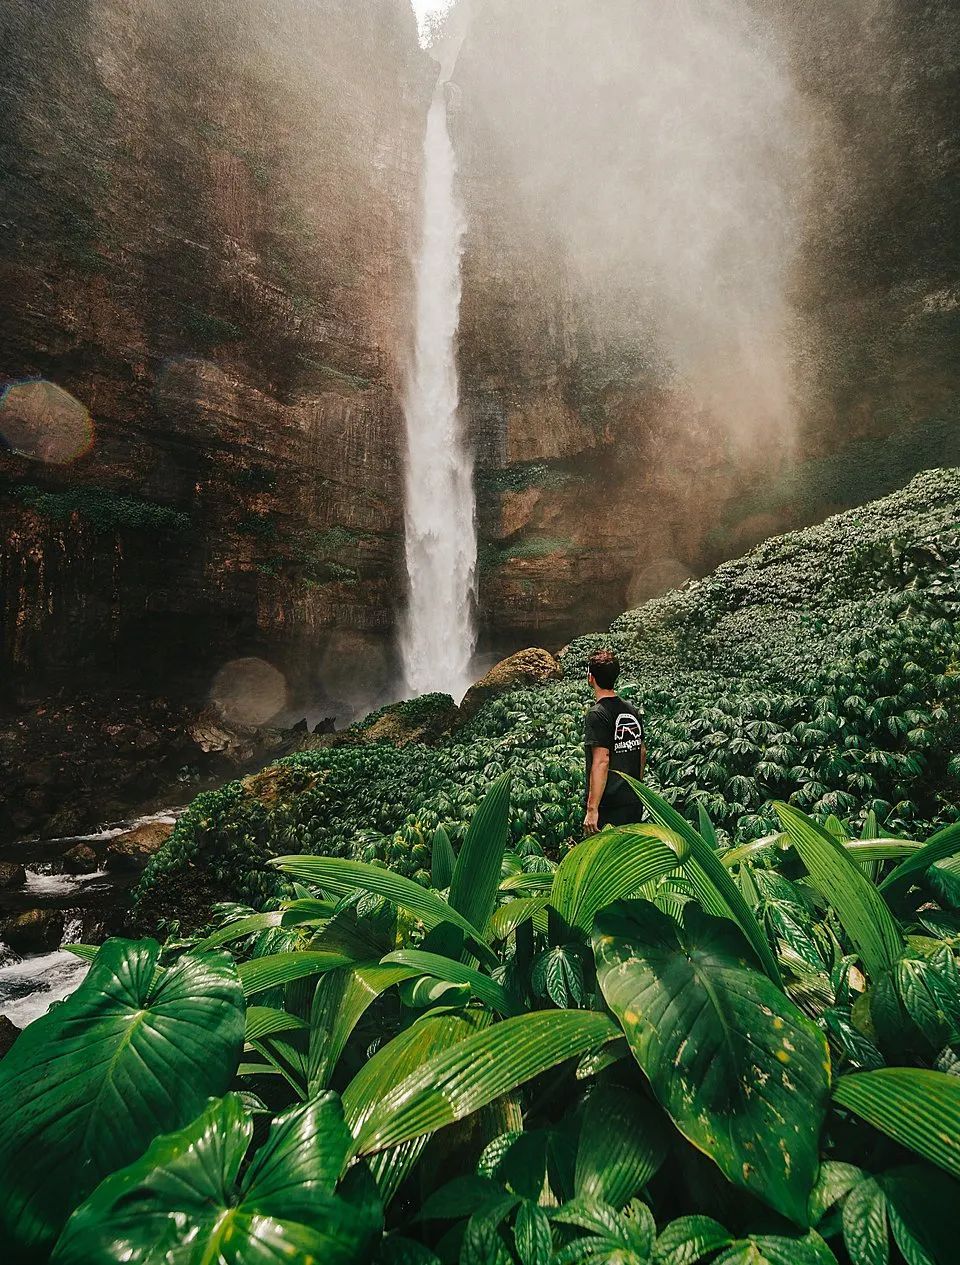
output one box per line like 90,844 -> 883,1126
400,84 -> 477,699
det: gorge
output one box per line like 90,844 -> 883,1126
1,0 -> 958,845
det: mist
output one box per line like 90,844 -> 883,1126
448,0 -> 810,450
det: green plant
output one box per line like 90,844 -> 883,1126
8,482 -> 190,533
14,773 -> 960,1261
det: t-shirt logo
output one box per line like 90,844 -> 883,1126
614,713 -> 644,752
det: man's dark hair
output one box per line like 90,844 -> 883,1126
588,648 -> 620,690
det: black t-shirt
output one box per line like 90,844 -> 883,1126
584,695 -> 646,812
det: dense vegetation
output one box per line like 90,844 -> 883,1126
2,469 -> 957,1262
4,776 -> 960,1263
134,469 -> 960,931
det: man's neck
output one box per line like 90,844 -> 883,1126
593,687 -> 617,701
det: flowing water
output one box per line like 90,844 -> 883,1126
400,84 -> 477,700
0,811 -> 178,1028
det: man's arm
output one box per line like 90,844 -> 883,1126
584,745 -> 610,835
640,741 -> 647,779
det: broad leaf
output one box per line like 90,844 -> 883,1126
53,1093 -> 381,1264
595,901 -> 830,1225
879,823 -> 960,898
0,939 -> 244,1262
514,1200 -> 553,1265
344,1010 -> 490,1201
431,825 -> 456,890
237,950 -> 354,997
654,1215 -> 733,1265
381,949 -> 521,1015
550,824 -> 684,933
197,911 -> 284,949
775,804 -> 903,979
271,856 -> 496,966
449,773 -> 512,933
532,945 -> 586,1008
833,1068 -> 960,1180
712,1233 -> 837,1264
352,1010 -> 619,1155
623,778 -> 782,986
244,1006 -> 308,1043
575,1084 -> 667,1208
308,963 -> 417,1092
487,896 -> 551,941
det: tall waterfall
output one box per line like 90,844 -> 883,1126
400,85 -> 476,699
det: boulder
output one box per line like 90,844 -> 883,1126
0,1015 -> 21,1058
358,694 -> 460,746
459,648 -> 563,722
105,820 -> 174,872
0,862 -> 26,889
63,843 -> 99,874
1,908 -> 64,953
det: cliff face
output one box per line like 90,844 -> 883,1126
2,0 -> 958,839
450,0 -> 960,645
0,0 -> 432,716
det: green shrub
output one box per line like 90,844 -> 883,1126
9,483 -> 190,534
14,777 -> 960,1263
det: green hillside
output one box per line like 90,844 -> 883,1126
133,468 -> 960,931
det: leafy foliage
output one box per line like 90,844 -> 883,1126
134,470 -> 960,930
15,470 -> 943,1260
9,757 -> 960,1260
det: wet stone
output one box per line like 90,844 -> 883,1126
1,908 -> 64,953
63,844 -> 99,874
0,862 -> 26,890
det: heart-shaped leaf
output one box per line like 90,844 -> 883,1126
0,938 -> 244,1263
595,900 -> 830,1225
53,1093 -> 382,1264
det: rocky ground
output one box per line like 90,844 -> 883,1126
0,693 -> 317,845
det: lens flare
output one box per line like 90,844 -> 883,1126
0,380 -> 94,464
627,557 -> 693,605
210,658 -> 287,727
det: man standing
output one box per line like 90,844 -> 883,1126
583,648 -> 646,835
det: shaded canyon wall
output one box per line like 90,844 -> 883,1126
2,0 -> 958,722
0,0 -> 432,719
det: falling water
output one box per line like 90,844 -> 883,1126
400,84 -> 477,700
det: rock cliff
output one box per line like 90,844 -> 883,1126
0,0 -> 432,718
1,0 -> 958,838
450,0 -> 960,645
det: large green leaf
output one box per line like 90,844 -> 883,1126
575,1084 -> 667,1208
308,963 -> 418,1093
352,1010 -> 619,1155
448,773 -> 512,933
344,1010 -> 490,1202
879,823 -> 960,897
244,1006 -> 308,1043
431,825 -> 456,890
53,1093 -> 381,1264
381,949 -> 522,1016
594,900 -> 830,1225
775,804 -> 903,979
237,950 -> 354,997
197,911 -> 284,950
0,938 -> 244,1262
271,856 -> 496,966
550,825 -> 684,933
623,777 -> 782,986
487,896 -> 551,941
833,1068 -> 960,1181
712,1233 -> 837,1264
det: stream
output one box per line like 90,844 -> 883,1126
0,812 -> 179,1028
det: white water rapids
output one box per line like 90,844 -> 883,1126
400,85 -> 477,700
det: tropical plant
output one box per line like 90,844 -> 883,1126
8,764 -> 960,1262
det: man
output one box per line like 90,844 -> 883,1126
583,648 -> 646,834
